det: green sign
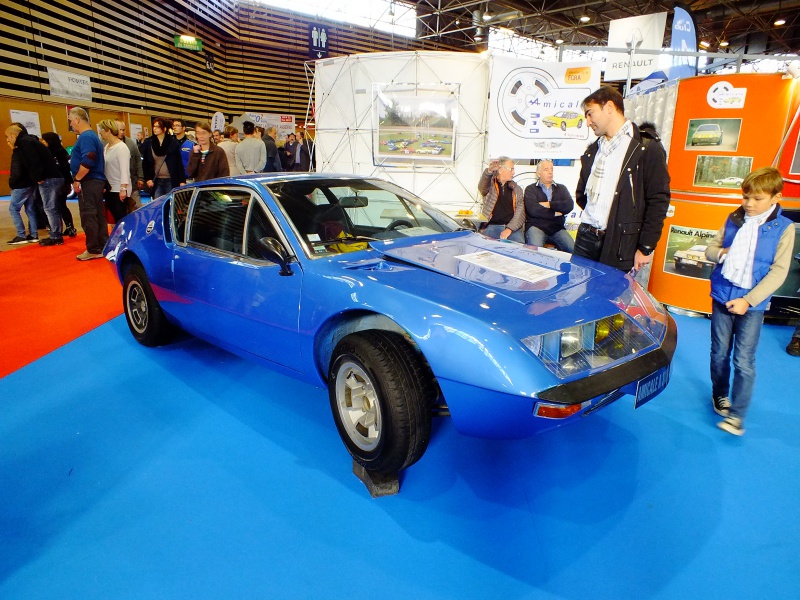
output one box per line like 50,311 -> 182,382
174,35 -> 203,52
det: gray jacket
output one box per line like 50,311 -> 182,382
478,169 -> 526,232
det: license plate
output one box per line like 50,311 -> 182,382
635,365 -> 670,409
681,259 -> 697,266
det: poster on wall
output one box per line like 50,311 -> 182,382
487,57 -> 601,159
372,83 -> 457,165
48,67 -> 92,101
663,224 -> 718,279
685,118 -> 741,152
10,110 -> 41,137
692,155 -> 753,188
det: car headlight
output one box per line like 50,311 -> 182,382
522,282 -> 667,379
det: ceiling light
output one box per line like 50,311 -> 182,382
719,40 -> 729,47
556,38 -> 564,44
580,15 -> 591,23
475,35 -> 483,42
699,40 -> 710,48
775,18 -> 786,26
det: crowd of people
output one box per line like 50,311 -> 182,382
6,113 -> 315,259
478,86 -> 799,437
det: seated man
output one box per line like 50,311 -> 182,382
477,156 -> 525,242
523,159 -> 575,252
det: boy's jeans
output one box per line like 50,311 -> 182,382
710,299 -> 764,420
9,186 -> 37,238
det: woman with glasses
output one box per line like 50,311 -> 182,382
141,116 -> 185,199
187,122 -> 230,182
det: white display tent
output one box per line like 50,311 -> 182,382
313,51 -> 491,213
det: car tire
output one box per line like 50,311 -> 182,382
123,264 -> 173,347
560,121 -> 567,131
577,119 -> 583,128
328,330 -> 435,474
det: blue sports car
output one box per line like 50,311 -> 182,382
104,174 -> 676,475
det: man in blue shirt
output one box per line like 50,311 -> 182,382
69,107 -> 107,260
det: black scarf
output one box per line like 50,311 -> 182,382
150,133 -> 173,156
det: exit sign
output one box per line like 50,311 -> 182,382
174,36 -> 203,52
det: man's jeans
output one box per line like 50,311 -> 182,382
78,178 -> 109,254
710,299 -> 764,421
39,177 -> 65,239
9,186 -> 37,238
525,226 -> 575,252
482,223 -> 524,243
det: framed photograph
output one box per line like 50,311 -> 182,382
663,224 -> 719,280
685,118 -> 742,152
692,155 -> 753,189
372,83 -> 457,166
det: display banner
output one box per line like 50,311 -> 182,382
47,67 -> 91,101
487,56 -> 600,159
240,112 -> 296,139
670,4 -> 697,81
605,13 -> 667,82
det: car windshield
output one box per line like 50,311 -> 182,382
697,124 -> 719,132
262,178 -> 462,256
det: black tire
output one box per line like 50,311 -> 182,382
122,264 -> 173,347
328,330 -> 435,474
577,119 -> 583,128
560,121 -> 567,131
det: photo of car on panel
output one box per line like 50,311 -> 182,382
684,118 -> 742,152
692,155 -> 753,189
663,225 -> 719,280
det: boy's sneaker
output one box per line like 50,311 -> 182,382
25,235 -> 39,243
8,236 -> 28,245
63,226 -> 78,237
718,416 -> 745,436
712,396 -> 731,417
39,237 -> 64,246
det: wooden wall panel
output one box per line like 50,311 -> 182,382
0,0 -> 470,193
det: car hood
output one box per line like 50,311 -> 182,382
352,232 -> 616,307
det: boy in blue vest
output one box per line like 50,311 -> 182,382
706,167 -> 795,435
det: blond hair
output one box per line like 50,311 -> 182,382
97,119 -> 119,136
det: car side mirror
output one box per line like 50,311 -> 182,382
459,218 -> 477,232
256,237 -> 293,276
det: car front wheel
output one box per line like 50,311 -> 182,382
123,264 -> 173,347
328,331 -> 435,474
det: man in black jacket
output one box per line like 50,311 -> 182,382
6,124 -> 65,245
523,159 -> 574,252
574,87 -> 670,273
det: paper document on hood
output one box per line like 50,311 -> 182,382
455,251 -> 561,285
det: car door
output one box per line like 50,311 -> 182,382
172,186 -> 304,371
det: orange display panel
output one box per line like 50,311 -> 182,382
649,73 -> 800,313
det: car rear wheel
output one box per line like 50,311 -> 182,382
123,264 -> 173,347
328,331 -> 435,474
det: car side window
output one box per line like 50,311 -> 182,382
188,188 -> 250,253
172,189 -> 194,243
246,201 -> 281,259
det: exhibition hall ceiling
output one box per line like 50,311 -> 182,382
410,1 -> 800,56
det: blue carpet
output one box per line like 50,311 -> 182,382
1,314 -> 798,599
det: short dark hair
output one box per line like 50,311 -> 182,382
223,125 -> 238,139
172,118 -> 185,127
152,117 -> 170,131
582,87 -> 625,114
242,121 -> 255,135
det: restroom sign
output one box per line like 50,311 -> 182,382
308,23 -> 329,59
